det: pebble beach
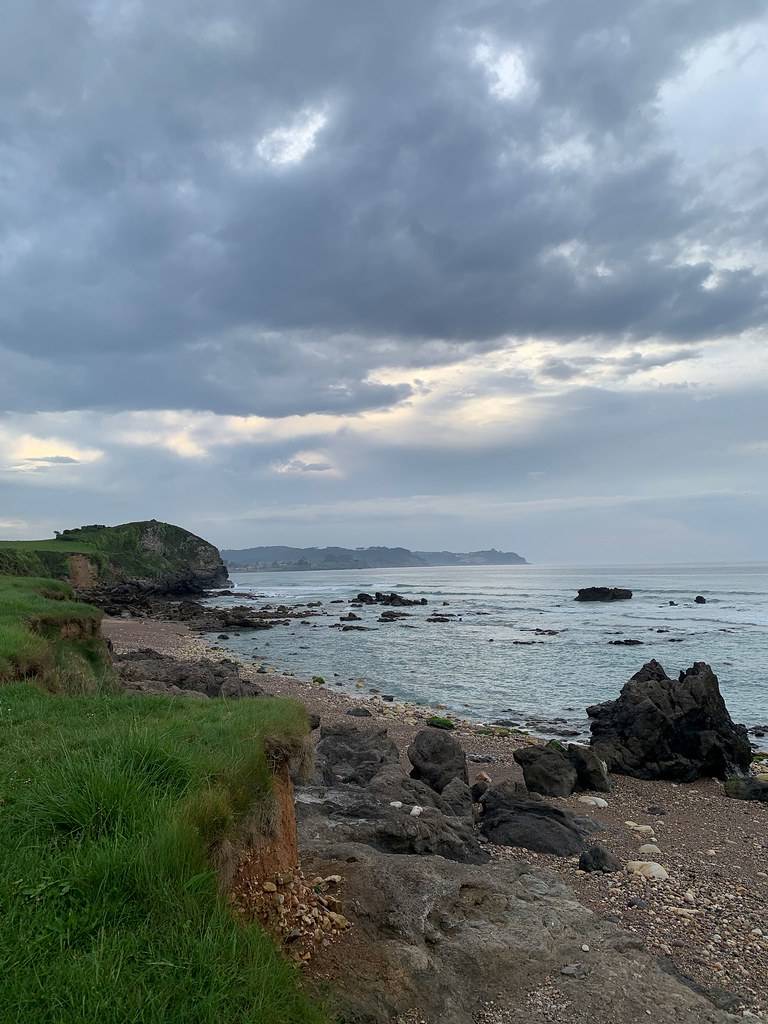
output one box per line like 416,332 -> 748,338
104,615 -> 768,1017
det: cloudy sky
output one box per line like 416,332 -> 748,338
2,0 -> 768,562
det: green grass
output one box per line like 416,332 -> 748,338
0,520 -> 219,583
0,684 -> 326,1024
0,576 -> 105,687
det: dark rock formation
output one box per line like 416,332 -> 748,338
440,777 -> 474,819
579,845 -> 622,873
356,591 -> 428,607
724,777 -> 768,802
587,660 -> 752,781
514,743 -> 577,797
315,722 -> 399,786
695,595 -> 707,604
408,727 -> 468,793
576,587 -> 633,601
568,743 -> 611,792
479,781 -> 598,855
114,649 -> 262,699
345,706 -> 372,718
514,742 -> 611,797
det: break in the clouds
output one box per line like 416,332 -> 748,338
1,1 -> 768,560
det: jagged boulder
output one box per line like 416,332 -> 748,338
513,742 -> 611,797
587,661 -> 752,781
568,743 -> 611,792
315,722 -> 399,786
513,743 -> 576,797
479,781 -> 598,856
408,727 -> 468,793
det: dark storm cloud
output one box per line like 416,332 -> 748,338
1,0 -> 767,416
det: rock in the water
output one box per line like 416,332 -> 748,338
315,722 -> 399,786
724,777 -> 768,802
694,595 -> 707,604
587,660 -> 752,781
479,782 -> 597,856
576,587 -> 633,602
514,743 -> 577,797
408,727 -> 468,793
579,845 -> 621,873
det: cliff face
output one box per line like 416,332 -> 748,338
57,520 -> 229,593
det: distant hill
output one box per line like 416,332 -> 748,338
222,545 -> 527,571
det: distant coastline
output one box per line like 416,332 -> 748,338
222,544 -> 527,572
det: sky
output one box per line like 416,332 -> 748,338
1,0 -> 768,563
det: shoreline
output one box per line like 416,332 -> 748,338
104,616 -> 768,1016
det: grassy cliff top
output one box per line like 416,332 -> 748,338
0,520 -> 227,585
0,575 -> 104,685
0,684 -> 323,1023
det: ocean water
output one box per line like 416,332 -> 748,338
205,563 -> 768,745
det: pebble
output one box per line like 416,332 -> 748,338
410,805 -> 424,817
626,861 -> 669,881
638,844 -> 662,855
578,796 -> 608,808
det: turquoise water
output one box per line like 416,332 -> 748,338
206,563 -> 768,744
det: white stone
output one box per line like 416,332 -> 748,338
581,944 -> 590,952
638,844 -> 662,855
626,860 -> 669,881
625,821 -> 655,836
578,796 -> 608,808
410,805 -> 424,817
389,801 -> 403,809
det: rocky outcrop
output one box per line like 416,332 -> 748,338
724,777 -> 768,802
513,741 -> 611,797
299,722 -> 488,865
478,780 -> 600,855
355,591 -> 428,607
576,587 -> 633,601
114,648 -> 264,698
513,743 -> 577,797
578,845 -> 621,873
315,722 -> 400,786
300,840 -> 734,1024
408,727 -> 468,793
587,660 -> 752,781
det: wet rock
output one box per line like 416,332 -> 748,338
694,595 -> 707,604
408,727 -> 468,793
576,587 -> 633,602
587,660 -> 752,781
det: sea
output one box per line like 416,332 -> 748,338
204,563 -> 768,747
